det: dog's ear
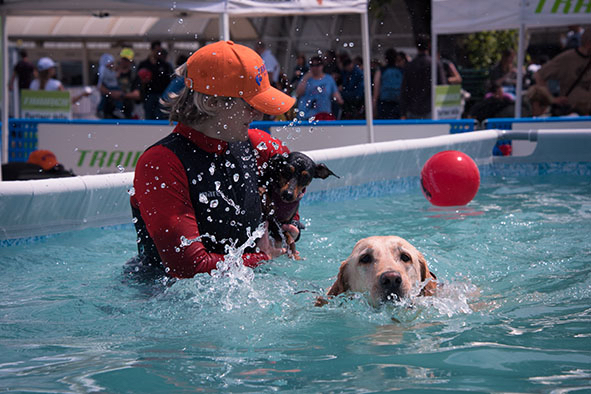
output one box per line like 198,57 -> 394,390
260,153 -> 287,185
314,163 -> 339,179
327,260 -> 349,296
418,252 -> 438,296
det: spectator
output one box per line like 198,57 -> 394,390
29,57 -> 64,91
439,52 -> 462,85
526,85 -> 553,117
115,48 -> 142,119
488,49 -> 518,97
400,34 -> 444,119
372,48 -> 404,119
295,55 -> 344,120
96,53 -> 123,118
468,81 -> 515,122
339,55 -> 365,119
290,54 -> 309,85
2,150 -> 75,181
323,50 -> 340,82
562,25 -> 585,51
8,49 -> 34,93
255,41 -> 281,85
137,41 -> 174,120
535,29 -> 591,115
130,40 -> 297,278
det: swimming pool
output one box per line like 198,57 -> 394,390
1,166 -> 590,392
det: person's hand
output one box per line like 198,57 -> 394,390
281,223 -> 299,243
256,222 -> 286,259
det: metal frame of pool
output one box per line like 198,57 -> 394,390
1,128 -> 590,243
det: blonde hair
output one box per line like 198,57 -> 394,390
526,85 -> 553,107
161,63 -> 236,125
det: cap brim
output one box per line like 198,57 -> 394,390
245,86 -> 296,116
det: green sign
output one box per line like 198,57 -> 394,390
435,84 -> 462,120
535,0 -> 591,14
20,90 -> 71,119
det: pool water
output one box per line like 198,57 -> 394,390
1,173 -> 591,393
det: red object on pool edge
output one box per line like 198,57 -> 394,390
420,150 -> 480,206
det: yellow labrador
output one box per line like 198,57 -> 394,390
318,236 -> 437,307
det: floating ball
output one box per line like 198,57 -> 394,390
421,150 -> 480,206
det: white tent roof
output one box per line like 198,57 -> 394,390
5,15 -> 259,41
433,0 -> 591,34
1,0 -> 367,17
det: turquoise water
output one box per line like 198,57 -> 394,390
1,172 -> 591,393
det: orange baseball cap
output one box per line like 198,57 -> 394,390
28,150 -> 58,170
185,40 -> 295,116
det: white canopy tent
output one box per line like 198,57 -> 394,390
431,0 -> 591,119
0,0 -> 373,176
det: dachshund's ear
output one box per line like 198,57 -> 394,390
314,163 -> 339,179
418,252 -> 438,296
327,260 -> 349,296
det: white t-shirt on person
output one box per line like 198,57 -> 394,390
29,78 -> 63,91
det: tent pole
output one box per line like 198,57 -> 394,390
219,12 -> 230,41
431,32 -> 437,120
360,10 -> 374,143
515,23 -> 525,118
1,12 -> 9,174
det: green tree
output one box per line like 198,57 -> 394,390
462,30 -> 518,69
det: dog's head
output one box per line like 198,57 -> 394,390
264,152 -> 338,203
325,236 -> 437,307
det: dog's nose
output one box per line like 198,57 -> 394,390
379,271 -> 402,295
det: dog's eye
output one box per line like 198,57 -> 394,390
400,253 -> 411,263
359,254 -> 373,264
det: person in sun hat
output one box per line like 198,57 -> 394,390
29,57 -> 64,91
129,40 -> 298,279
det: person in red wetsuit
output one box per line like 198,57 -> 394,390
130,40 -> 297,278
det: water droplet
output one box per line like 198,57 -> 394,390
238,91 -> 244,96
257,142 -> 268,150
117,165 -> 125,172
210,200 -> 219,208
209,163 -> 215,175
233,173 -> 239,182
271,142 -> 279,150
127,187 -> 135,196
199,193 -> 208,203
132,217 -> 138,224
178,18 -> 184,24
161,183 -> 166,188
192,179 -> 197,185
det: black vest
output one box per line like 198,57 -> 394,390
132,132 -> 263,267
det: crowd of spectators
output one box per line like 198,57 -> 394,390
8,27 -> 591,123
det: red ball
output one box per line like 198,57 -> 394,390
421,150 -> 480,206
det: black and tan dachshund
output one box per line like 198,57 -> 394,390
259,152 -> 338,259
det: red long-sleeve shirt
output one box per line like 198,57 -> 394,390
130,124 -> 290,278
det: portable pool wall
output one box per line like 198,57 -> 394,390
1,128 -> 590,243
